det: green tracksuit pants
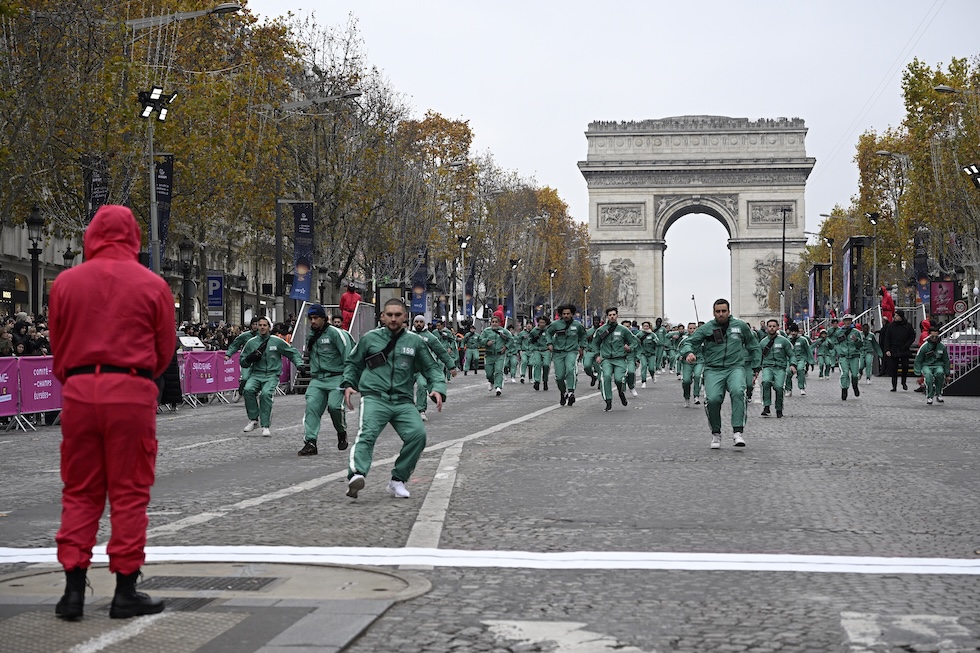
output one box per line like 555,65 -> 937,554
348,395 -> 426,483
552,351 -> 579,392
625,353 -> 637,389
506,353 -> 518,378
582,350 -> 598,381
464,348 -> 480,372
819,354 -> 836,377
785,365 -> 806,391
839,356 -> 861,388
529,350 -> 552,383
703,366 -> 748,434
599,358 -> 627,400
681,360 -> 702,400
484,355 -> 505,388
921,365 -> 945,398
244,374 -> 279,428
761,367 -> 787,411
638,353 -> 655,383
414,372 -> 430,412
304,375 -> 346,442
861,353 -> 875,379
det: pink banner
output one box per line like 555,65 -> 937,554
18,356 -> 62,413
0,358 -> 19,417
216,353 -> 241,392
183,351 -> 219,395
280,359 -> 291,384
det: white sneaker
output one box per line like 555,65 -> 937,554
785,389 -> 792,397
866,378 -> 872,385
710,434 -> 721,449
936,395 -> 945,403
733,433 -> 746,447
346,473 -> 365,498
630,388 -> 638,397
926,397 -> 933,405
488,382 -> 493,391
243,420 -> 258,433
641,382 -> 647,388
261,427 -> 271,437
694,398 -> 701,405
420,411 -> 427,421
684,398 -> 690,408
800,389 -> 806,396
386,479 -> 410,498
495,387 -> 502,397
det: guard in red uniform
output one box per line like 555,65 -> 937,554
339,282 -> 361,330
49,205 -> 176,620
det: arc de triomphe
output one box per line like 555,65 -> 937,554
578,115 -> 816,326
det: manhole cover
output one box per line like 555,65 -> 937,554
138,576 -> 278,592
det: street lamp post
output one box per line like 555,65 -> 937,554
237,272 -> 248,326
780,206 -> 790,325
509,258 -> 520,327
865,212 -> 879,295
138,86 -> 178,274
178,238 -> 194,324
583,286 -> 590,327
458,235 -> 471,328
26,207 -> 44,316
124,2 -> 242,30
62,247 -> 77,270
788,283 -> 794,322
548,268 -> 558,320
826,238 -> 835,318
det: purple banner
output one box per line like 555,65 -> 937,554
288,202 -> 314,301
18,356 -> 62,413
280,359 -> 291,385
183,351 -> 218,394
411,248 -> 428,315
0,358 -> 18,417
155,154 -> 174,263
931,281 -> 954,316
217,353 -> 241,392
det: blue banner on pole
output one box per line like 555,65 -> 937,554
288,202 -> 314,301
155,155 -> 174,266
411,248 -> 428,315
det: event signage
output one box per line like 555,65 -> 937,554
286,201 -> 314,301
217,353 -> 241,392
207,271 -> 224,319
18,356 -> 63,413
183,351 -> 217,394
0,358 -> 18,417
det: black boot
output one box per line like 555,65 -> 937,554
852,380 -> 860,397
110,571 -> 165,619
543,379 -> 549,391
842,387 -> 848,400
55,567 -> 87,621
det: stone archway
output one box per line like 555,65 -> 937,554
578,115 -> 816,325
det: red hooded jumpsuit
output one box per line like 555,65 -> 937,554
50,205 -> 176,574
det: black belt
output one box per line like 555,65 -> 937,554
66,365 -> 153,379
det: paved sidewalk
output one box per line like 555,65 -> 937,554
0,562 -> 430,653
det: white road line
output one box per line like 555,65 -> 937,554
67,613 -> 168,653
173,437 -> 237,451
403,442 -> 463,568
4,546 -> 978,575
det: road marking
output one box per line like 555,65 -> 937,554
173,437 -> 237,450
841,612 -> 972,651
402,442 -> 463,568
484,620 -> 650,653
5,546 -> 979,575
68,613 -> 168,653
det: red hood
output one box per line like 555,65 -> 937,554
84,205 -> 141,261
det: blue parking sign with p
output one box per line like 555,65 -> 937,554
207,271 -> 224,318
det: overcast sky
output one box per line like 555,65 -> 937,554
244,0 -> 977,322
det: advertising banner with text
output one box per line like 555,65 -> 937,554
18,356 -> 63,413
0,358 -> 19,417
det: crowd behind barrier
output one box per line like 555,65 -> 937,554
0,352 -> 294,429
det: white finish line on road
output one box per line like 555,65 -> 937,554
3,546 -> 979,575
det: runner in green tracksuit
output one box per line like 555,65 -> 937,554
341,298 -> 447,499
783,324 -> 812,396
653,319 -> 668,371
833,315 -> 864,400
743,325 -> 762,405
582,322 -> 602,387
913,324 -> 950,404
298,304 -> 354,456
679,323 -> 704,407
816,330 -> 836,378
225,316 -> 260,399
504,325 -> 521,382
858,323 -> 883,383
636,322 -> 659,387
758,319 -> 793,418
239,317 -> 304,435
679,299 -> 762,449
588,307 -> 640,411
545,304 -> 588,406
411,316 -> 459,420
462,326 -> 480,375
477,315 -> 513,395
526,316 -> 552,391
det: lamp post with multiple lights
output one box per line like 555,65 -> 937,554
509,258 -> 520,327
26,207 -> 44,316
458,234 -> 471,328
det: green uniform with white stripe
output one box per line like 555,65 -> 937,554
342,326 -> 446,483
477,324 -> 513,389
587,322 -> 639,401
304,325 -> 354,444
759,332 -> 793,412
545,316 -> 587,397
913,337 -> 950,399
240,333 -> 304,428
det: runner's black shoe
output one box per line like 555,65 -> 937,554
337,431 -> 348,450
298,441 -> 318,456
567,392 -> 576,406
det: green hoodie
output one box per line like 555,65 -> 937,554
545,318 -> 587,352
342,326 -> 446,403
679,317 -> 761,370
477,325 -> 512,357
226,328 -> 258,356
587,322 -> 639,359
759,333 -> 793,368
240,333 -> 304,377
307,325 -> 354,377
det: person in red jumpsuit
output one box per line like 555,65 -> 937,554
49,205 -> 176,620
339,282 -> 361,330
879,285 -> 895,324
